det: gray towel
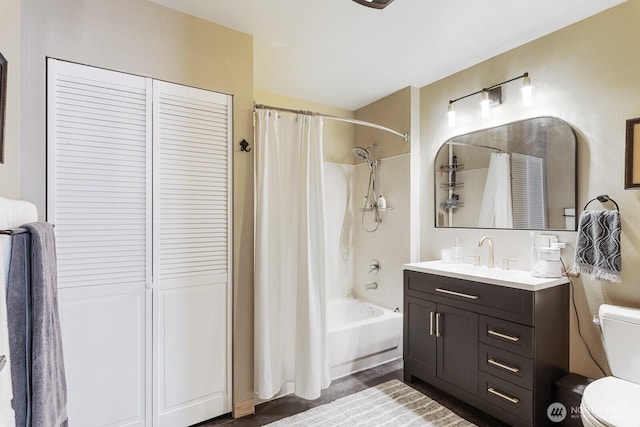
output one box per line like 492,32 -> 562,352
23,223 -> 68,427
7,232 -> 31,427
570,210 -> 621,282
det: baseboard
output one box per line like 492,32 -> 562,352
233,398 -> 255,418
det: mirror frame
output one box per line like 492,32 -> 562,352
434,116 -> 578,231
0,51 -> 6,164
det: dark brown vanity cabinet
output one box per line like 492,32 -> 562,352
403,270 -> 569,427
406,297 -> 478,395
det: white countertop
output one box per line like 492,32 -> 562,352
403,260 -> 569,291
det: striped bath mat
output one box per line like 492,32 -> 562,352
265,379 -> 476,426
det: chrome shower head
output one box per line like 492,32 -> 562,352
353,147 -> 370,161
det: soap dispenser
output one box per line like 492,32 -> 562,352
451,239 -> 462,264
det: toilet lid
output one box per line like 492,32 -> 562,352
582,377 -> 640,427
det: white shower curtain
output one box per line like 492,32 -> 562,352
254,109 -> 331,400
478,152 -> 513,228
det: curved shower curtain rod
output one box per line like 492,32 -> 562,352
254,103 -> 409,142
446,141 -> 505,153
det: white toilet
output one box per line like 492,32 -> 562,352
580,304 -> 640,427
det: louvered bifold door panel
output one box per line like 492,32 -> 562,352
47,59 -> 152,289
511,153 -> 546,229
152,81 -> 232,426
154,82 -> 231,287
47,59 -> 151,427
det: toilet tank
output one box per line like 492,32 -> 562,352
599,304 -> 640,384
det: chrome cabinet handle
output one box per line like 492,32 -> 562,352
488,387 -> 520,404
429,311 -> 434,336
435,312 -> 441,338
487,329 -> 520,342
435,288 -> 479,300
488,358 -> 520,373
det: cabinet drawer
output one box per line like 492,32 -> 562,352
405,271 -> 534,325
479,343 -> 534,390
479,315 -> 534,358
479,372 -> 533,422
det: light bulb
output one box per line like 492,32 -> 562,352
480,90 -> 490,118
447,102 -> 456,127
521,73 -> 533,106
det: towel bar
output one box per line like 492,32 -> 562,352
0,227 -> 29,235
0,224 -> 55,235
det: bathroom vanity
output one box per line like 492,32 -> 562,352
403,261 -> 569,427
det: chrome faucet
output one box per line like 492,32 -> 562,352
365,282 -> 378,291
478,236 -> 495,268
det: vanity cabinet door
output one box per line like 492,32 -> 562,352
436,303 -> 479,396
404,296 -> 437,380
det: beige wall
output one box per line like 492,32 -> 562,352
254,90 -> 356,164
19,0 -> 255,409
0,0 -> 21,198
355,87 -> 411,160
351,86 -> 415,309
420,0 -> 640,379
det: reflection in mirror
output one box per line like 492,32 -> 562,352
435,117 -> 577,230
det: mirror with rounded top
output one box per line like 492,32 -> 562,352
434,116 -> 577,230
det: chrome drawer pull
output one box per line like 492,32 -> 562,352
435,288 -> 479,300
488,358 -> 520,373
488,329 -> 520,342
488,387 -> 520,404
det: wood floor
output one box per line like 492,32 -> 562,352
197,359 -> 509,426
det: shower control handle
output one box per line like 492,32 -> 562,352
369,259 -> 381,274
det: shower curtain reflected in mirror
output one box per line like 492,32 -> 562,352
254,109 -> 331,400
478,152 -> 513,228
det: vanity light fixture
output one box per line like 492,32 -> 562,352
521,72 -> 533,106
447,72 -> 531,126
447,102 -> 456,127
480,89 -> 491,118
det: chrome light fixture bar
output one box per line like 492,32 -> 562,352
352,0 -> 396,9
447,72 -> 531,126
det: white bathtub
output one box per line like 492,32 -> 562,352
327,298 -> 403,379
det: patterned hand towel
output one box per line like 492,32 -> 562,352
570,210 -> 621,282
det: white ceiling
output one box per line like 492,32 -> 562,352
148,0 -> 626,110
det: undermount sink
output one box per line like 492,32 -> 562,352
403,260 -> 568,291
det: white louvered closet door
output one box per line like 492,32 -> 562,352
47,59 -> 152,427
511,153 -> 546,229
152,81 -> 232,426
48,60 -> 232,427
